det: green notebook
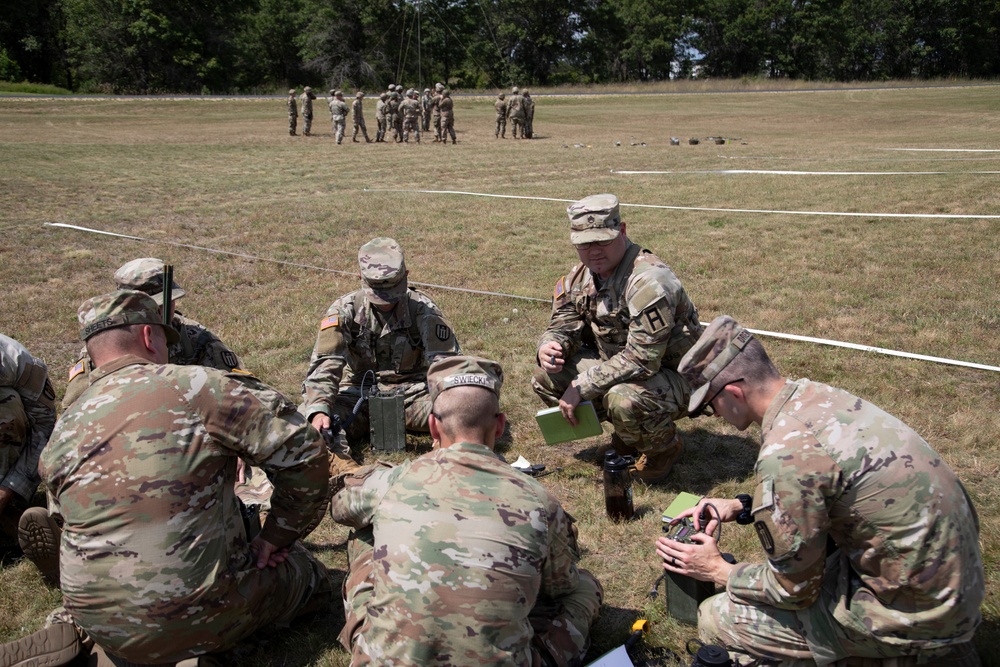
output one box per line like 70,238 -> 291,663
661,491 -> 704,523
535,401 -> 603,445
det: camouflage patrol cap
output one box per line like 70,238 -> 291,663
78,290 -> 180,344
356,91 -> 364,98
329,89 -> 336,96
423,88 -> 430,93
113,258 -> 186,305
678,315 -> 755,414
334,90 -> 343,97
512,86 -> 519,93
498,93 -> 505,99
435,82 -> 444,91
304,86 -> 312,92
426,355 -> 503,404
523,90 -> 530,96
442,89 -> 450,97
288,89 -> 296,95
358,237 -> 407,305
395,84 -> 404,92
567,194 -> 622,245
380,92 -> 388,100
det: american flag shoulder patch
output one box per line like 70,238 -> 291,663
553,276 -> 567,300
320,314 -> 340,330
68,359 -> 85,382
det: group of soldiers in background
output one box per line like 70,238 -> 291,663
287,82 -> 458,144
494,86 -> 534,139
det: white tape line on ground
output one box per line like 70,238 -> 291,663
364,187 -> 1000,220
882,148 -> 1000,153
45,222 -> 999,374
611,169 -> 1000,175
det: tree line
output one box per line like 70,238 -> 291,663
2,0 -> 998,94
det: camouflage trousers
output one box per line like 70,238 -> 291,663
441,115 -> 456,143
340,526 -> 604,666
332,117 -> 346,143
496,114 -> 507,137
422,110 -> 430,131
353,116 -> 369,141
288,112 -> 297,136
46,541 -> 334,664
511,116 -> 525,138
0,388 -> 28,541
531,349 -> 689,456
432,114 -> 441,140
402,118 -> 420,142
698,554 -> 967,666
303,112 -> 313,136
375,116 -> 386,141
331,380 -> 432,447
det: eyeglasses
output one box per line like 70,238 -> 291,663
574,238 -> 617,250
690,378 -> 744,418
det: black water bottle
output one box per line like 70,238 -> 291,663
603,451 -> 635,521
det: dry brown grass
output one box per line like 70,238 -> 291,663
1,81 -> 998,666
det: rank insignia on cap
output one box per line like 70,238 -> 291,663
553,276 -> 566,300
320,314 -> 339,330
68,359 -> 85,382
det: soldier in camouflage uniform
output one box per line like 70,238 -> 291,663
438,89 -> 456,144
62,258 -> 244,409
532,194 -> 702,482
300,86 -> 316,136
523,90 -> 535,138
302,238 -> 460,454
0,290 -> 333,666
394,85 -> 405,142
494,92 -> 507,138
351,91 -> 372,143
287,88 -> 298,136
328,89 -> 350,145
374,92 -> 388,142
430,83 -> 444,141
507,86 -> 526,140
420,88 -> 432,131
330,355 -> 603,666
0,335 -> 55,553
400,90 -> 422,143
657,315 -> 984,665
386,91 -> 402,142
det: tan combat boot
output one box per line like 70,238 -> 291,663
18,507 -> 62,588
633,433 -> 684,484
0,623 -> 79,667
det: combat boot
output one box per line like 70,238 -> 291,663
18,507 -> 62,588
595,433 -> 638,464
633,434 -> 683,484
0,622 -> 79,667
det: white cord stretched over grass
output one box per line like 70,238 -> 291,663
43,222 -> 1000,373
882,148 -> 1000,153
363,187 -> 1000,220
611,169 -> 1000,176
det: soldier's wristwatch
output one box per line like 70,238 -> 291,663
735,493 -> 754,525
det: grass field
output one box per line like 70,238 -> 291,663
1,81 -> 998,666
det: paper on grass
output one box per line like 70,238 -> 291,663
584,645 -> 635,667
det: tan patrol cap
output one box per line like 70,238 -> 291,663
567,194 -> 622,245
358,237 -> 407,305
678,315 -> 754,415
114,258 -> 185,305
78,290 -> 180,343
426,355 -> 503,404
304,86 -> 312,92
288,89 -> 296,95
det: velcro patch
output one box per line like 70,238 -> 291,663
436,324 -> 452,341
755,521 -> 775,555
320,314 -> 340,331
221,350 -> 239,370
641,305 -> 667,333
68,360 -> 85,382
553,276 -> 566,300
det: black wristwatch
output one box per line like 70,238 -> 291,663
735,493 -> 754,525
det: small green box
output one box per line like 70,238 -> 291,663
666,572 -> 715,626
369,392 -> 406,452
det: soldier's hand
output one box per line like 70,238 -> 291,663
250,535 -> 290,570
311,413 -> 331,432
558,383 -> 582,425
538,341 -> 565,373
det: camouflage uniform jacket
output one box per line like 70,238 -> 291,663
387,96 -> 401,120
330,98 -> 349,120
430,94 -> 442,119
494,97 -> 508,119
439,96 -> 454,118
421,93 -> 432,115
329,441 -> 589,666
287,95 -> 298,117
538,240 -> 702,401
0,334 -> 56,500
39,356 -> 329,661
730,379 -> 983,659
524,95 -> 535,121
375,99 -> 386,122
400,97 -> 422,123
62,312 -> 242,409
351,97 -> 364,120
301,288 -> 460,420
300,91 -> 315,117
507,93 -> 525,119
